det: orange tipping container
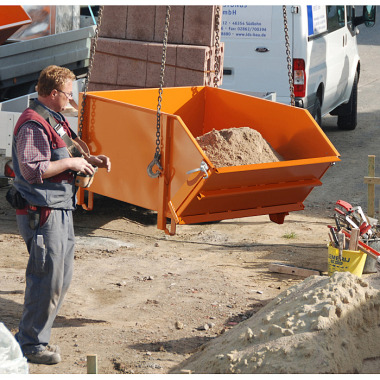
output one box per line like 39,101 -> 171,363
77,86 -> 340,234
0,6 -> 32,45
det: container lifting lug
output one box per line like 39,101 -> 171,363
147,153 -> 163,178
186,160 -> 209,179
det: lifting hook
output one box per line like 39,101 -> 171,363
186,160 -> 209,179
147,153 -> 163,178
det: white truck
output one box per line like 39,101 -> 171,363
220,5 -> 376,130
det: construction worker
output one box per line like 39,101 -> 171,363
11,65 -> 111,364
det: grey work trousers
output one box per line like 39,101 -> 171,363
15,209 -> 75,354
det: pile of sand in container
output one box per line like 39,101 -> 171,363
195,127 -> 283,167
170,272 -> 380,374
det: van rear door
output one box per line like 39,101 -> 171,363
221,5 -> 292,104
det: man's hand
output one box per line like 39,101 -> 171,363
42,157 -> 95,179
70,157 -> 96,175
86,155 -> 111,172
73,137 -> 111,172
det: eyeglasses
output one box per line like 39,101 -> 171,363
56,89 -> 73,100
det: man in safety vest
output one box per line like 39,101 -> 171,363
11,65 -> 111,365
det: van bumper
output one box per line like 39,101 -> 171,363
295,98 -> 315,116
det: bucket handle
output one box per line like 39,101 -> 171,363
186,161 -> 209,179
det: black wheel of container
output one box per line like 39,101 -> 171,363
337,72 -> 358,130
312,97 -> 322,126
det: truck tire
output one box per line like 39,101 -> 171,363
337,72 -> 358,130
312,97 -> 322,126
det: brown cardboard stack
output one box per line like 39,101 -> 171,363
88,5 -> 223,91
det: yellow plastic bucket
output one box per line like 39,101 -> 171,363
327,244 -> 367,277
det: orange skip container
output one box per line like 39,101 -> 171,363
77,86 -> 340,234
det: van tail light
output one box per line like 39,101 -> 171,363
293,58 -> 306,97
4,160 -> 15,178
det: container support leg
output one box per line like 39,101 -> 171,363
269,212 -> 289,224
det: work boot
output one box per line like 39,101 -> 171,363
46,344 -> 61,354
25,347 -> 61,365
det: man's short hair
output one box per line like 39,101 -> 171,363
37,65 -> 76,97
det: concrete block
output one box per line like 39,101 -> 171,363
174,67 -> 209,87
99,6 -> 127,39
118,39 -> 149,61
183,5 -> 219,46
90,52 -> 118,85
126,6 -> 156,41
117,56 -> 147,87
148,43 -> 177,66
96,37 -> 120,55
88,82 -> 128,91
146,62 -> 176,88
146,42 -> 176,88
154,6 -> 184,44
176,45 -> 212,71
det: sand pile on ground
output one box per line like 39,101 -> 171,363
195,127 -> 283,167
170,272 -> 380,374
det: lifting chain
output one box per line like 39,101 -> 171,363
213,6 -> 221,88
282,5 -> 295,107
147,6 -> 171,178
78,5 -> 104,139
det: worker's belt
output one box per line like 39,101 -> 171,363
7,185 -> 50,229
16,204 -> 51,230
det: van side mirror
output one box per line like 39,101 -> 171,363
364,5 -> 376,27
354,5 -> 376,27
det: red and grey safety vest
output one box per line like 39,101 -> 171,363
12,102 -> 77,210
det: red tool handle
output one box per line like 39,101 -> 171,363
359,222 -> 371,235
334,207 -> 346,216
336,200 -> 353,212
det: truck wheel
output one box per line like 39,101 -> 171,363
312,97 -> 322,126
337,72 -> 358,130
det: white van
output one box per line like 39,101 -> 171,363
220,5 -> 376,130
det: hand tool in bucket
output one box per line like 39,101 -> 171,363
329,225 -> 380,260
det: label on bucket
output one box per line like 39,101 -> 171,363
328,253 -> 351,266
327,245 -> 367,277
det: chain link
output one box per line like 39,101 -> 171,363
147,6 -> 171,178
78,6 -> 104,138
156,6 -> 171,159
282,5 -> 295,107
213,6 -> 221,88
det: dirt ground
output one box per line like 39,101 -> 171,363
2,50 -> 380,373
0,149 -> 379,376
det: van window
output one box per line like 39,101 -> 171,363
327,6 -> 346,32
